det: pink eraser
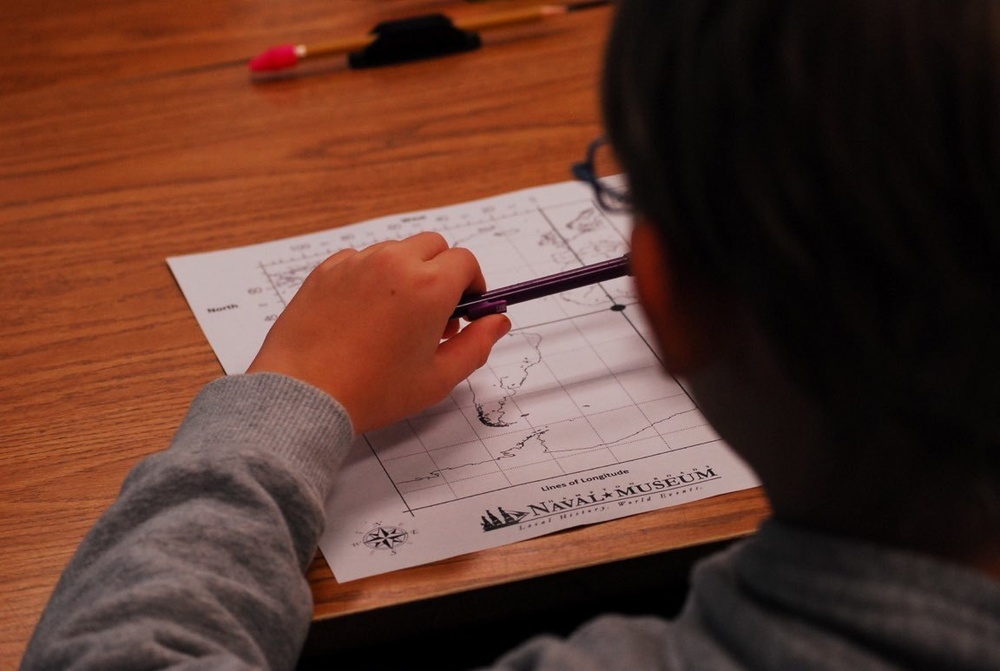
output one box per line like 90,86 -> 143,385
249,45 -> 299,72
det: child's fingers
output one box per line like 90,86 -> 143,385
435,314 -> 511,387
428,245 -> 488,297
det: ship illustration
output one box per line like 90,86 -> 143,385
481,506 -> 529,531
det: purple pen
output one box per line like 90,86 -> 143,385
452,254 -> 631,320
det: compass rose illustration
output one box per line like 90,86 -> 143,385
362,525 -> 409,551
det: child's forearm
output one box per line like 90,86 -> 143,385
21,374 -> 353,671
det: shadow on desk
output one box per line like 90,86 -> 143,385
298,538 -> 736,669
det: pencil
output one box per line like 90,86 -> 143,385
452,254 -> 630,320
249,2 -> 611,73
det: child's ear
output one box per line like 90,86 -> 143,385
629,221 -> 722,376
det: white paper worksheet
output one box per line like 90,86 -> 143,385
167,180 -> 759,582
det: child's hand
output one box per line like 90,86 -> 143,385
247,232 -> 511,434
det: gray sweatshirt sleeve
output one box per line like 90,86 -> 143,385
20,373 -> 354,671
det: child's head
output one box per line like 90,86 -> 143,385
603,0 -> 1000,544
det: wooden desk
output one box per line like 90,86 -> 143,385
0,0 -> 770,666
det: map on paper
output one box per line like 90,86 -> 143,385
167,180 -> 758,582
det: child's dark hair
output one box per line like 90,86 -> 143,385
603,0 -> 1000,474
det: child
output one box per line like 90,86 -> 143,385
21,0 -> 1000,668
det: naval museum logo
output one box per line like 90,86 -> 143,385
481,507 -> 528,531
479,466 -> 720,532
